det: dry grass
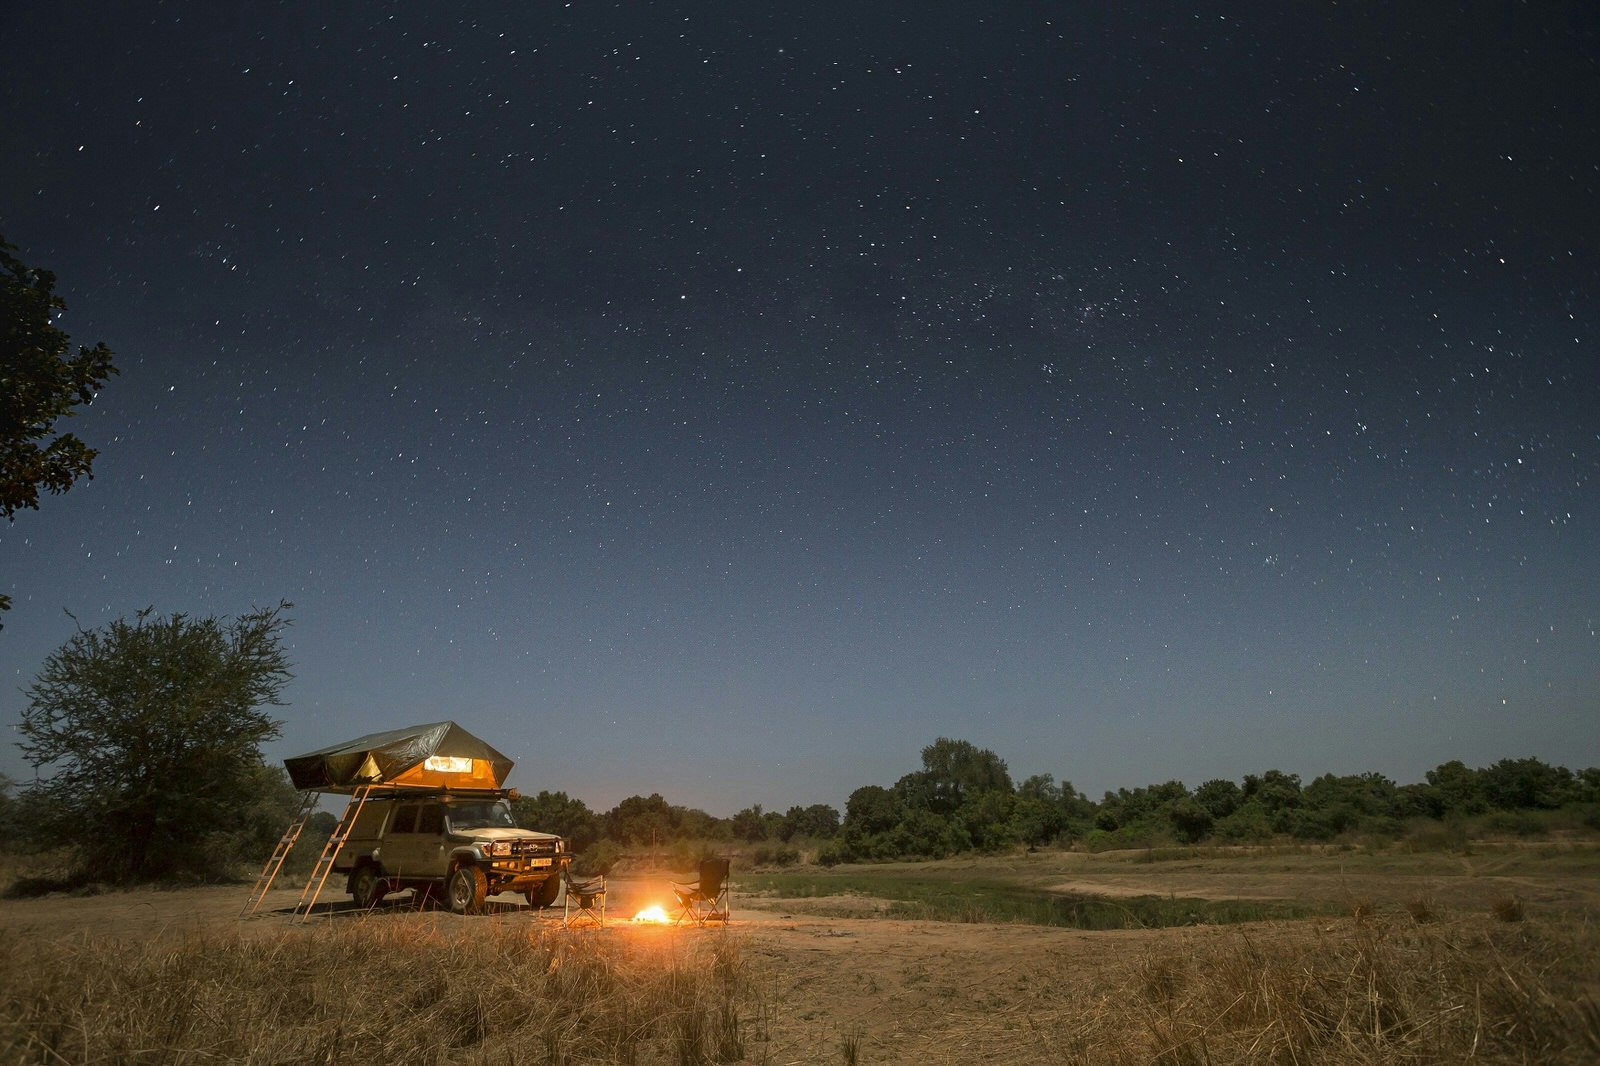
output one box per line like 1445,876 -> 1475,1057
0,917 -> 759,1065
1404,895 -> 1438,924
3,893 -> 1597,1064
1055,913 -> 1600,1064
1490,893 -> 1526,923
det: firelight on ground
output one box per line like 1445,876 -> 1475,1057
633,906 -> 671,924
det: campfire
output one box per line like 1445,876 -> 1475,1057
632,905 -> 672,924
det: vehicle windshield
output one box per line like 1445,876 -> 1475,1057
447,801 -> 516,829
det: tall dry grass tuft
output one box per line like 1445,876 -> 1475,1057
1065,912 -> 1600,1064
1490,893 -> 1525,923
0,916 -> 762,1065
1134,950 -> 1188,1005
1405,894 -> 1438,924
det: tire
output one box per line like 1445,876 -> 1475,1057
351,865 -> 386,909
526,874 -> 561,909
447,864 -> 488,915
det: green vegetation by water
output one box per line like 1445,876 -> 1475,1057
741,870 -> 1325,929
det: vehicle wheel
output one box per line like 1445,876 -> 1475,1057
351,865 -> 386,909
526,874 -> 561,909
447,864 -> 488,915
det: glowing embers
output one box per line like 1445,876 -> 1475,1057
632,905 -> 672,924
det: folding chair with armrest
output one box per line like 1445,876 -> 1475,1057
671,857 -> 730,924
562,867 -> 607,928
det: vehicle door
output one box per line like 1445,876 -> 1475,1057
412,801 -> 449,875
380,803 -> 421,876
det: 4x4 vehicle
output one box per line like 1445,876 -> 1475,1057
336,789 -> 568,914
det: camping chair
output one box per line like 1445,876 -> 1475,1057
562,868 -> 607,928
671,857 -> 730,925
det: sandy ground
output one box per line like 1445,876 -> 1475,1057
4,848 -> 1596,1063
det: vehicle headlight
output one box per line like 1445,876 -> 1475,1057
489,841 -> 511,857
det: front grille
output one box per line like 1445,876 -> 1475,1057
508,840 -> 558,858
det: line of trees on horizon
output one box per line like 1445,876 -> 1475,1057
502,738 -> 1600,872
7,723 -> 1597,883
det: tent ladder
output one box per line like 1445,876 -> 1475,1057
239,790 -> 320,918
292,785 -> 376,921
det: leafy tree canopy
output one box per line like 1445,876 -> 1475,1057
512,789 -> 601,851
917,737 -> 1013,814
730,804 -> 770,842
844,784 -> 902,836
0,236 -> 117,518
780,803 -> 841,840
1,235 -> 119,619
605,793 -> 692,845
18,603 -> 293,881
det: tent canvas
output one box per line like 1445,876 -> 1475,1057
284,720 -> 514,792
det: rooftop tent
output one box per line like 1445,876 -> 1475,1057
284,720 -> 513,792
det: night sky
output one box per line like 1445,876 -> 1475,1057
3,3 -> 1596,816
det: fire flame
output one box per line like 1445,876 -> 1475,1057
632,905 -> 672,924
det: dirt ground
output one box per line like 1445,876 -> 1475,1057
4,847 -> 1597,1064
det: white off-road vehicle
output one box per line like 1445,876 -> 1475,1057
335,789 -> 568,914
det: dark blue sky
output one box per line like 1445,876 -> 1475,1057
3,3 -> 1596,814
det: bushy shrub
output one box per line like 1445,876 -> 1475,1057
750,845 -> 800,867
814,840 -> 847,867
1402,817 -> 1468,853
1360,815 -> 1405,841
1080,829 -> 1113,852
575,839 -> 621,876
887,808 -> 969,859
666,839 -> 712,871
1479,810 -> 1549,838
1212,804 -> 1273,843
1167,799 -> 1214,844
958,790 -> 1020,851
1282,808 -> 1340,841
1083,822 -> 1171,852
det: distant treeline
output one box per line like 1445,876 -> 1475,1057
506,739 -> 1600,868
6,740 -> 1594,878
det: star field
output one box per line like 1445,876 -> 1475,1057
2,3 -> 1595,813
